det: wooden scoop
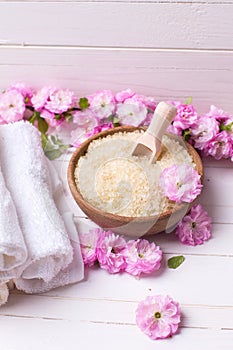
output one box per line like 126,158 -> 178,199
132,101 -> 177,163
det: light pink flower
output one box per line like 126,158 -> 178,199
136,295 -> 181,340
159,164 -> 202,203
115,90 -> 156,112
137,95 -> 156,112
79,228 -> 102,267
86,123 -> 113,137
204,131 -> 232,160
0,90 -> 25,123
88,90 -> 116,119
175,204 -> 212,246
115,89 -> 136,103
169,101 -> 198,134
72,109 -> 99,128
70,110 -> 99,146
7,82 -> 34,103
45,88 -> 76,114
32,87 -> 75,114
142,112 -> 154,126
31,86 -> 53,110
123,239 -> 162,277
72,122 -> 113,148
167,123 -> 182,136
207,105 -> 230,123
40,109 -> 55,120
40,109 -> 65,128
191,115 -> 219,150
96,231 -> 126,273
116,99 -> 148,126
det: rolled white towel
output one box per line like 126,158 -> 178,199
0,121 -> 73,289
15,212 -> 84,293
0,164 -> 27,283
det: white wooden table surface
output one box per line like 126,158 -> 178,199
0,153 -> 232,350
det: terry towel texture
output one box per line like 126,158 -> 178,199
0,164 -> 27,282
0,121 -> 84,293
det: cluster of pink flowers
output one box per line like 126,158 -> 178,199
79,228 -> 162,277
159,164 -> 202,203
168,101 -> 233,160
31,86 -> 76,127
0,83 -> 76,129
1,83 -> 233,162
70,89 -> 156,146
86,89 -> 156,126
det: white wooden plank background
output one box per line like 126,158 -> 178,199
0,0 -> 233,349
0,47 -> 233,113
0,2 -> 233,49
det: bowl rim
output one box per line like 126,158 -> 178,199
67,126 -> 204,223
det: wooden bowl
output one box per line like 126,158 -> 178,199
68,126 -> 203,237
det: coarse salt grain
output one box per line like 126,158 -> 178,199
75,131 -> 194,217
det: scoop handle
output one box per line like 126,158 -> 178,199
147,102 -> 177,141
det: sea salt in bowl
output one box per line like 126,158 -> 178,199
68,126 -> 203,237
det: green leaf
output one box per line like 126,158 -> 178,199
37,117 -> 49,134
79,97 -> 90,110
55,114 -> 63,121
41,134 -> 70,160
44,149 -> 64,161
185,96 -> 192,105
28,111 -> 39,125
41,133 -> 48,149
24,96 -> 30,104
168,255 -> 185,269
107,114 -> 114,122
113,117 -> 120,127
220,122 -> 233,132
50,135 -> 57,144
65,113 -> 72,122
182,129 -> 191,142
